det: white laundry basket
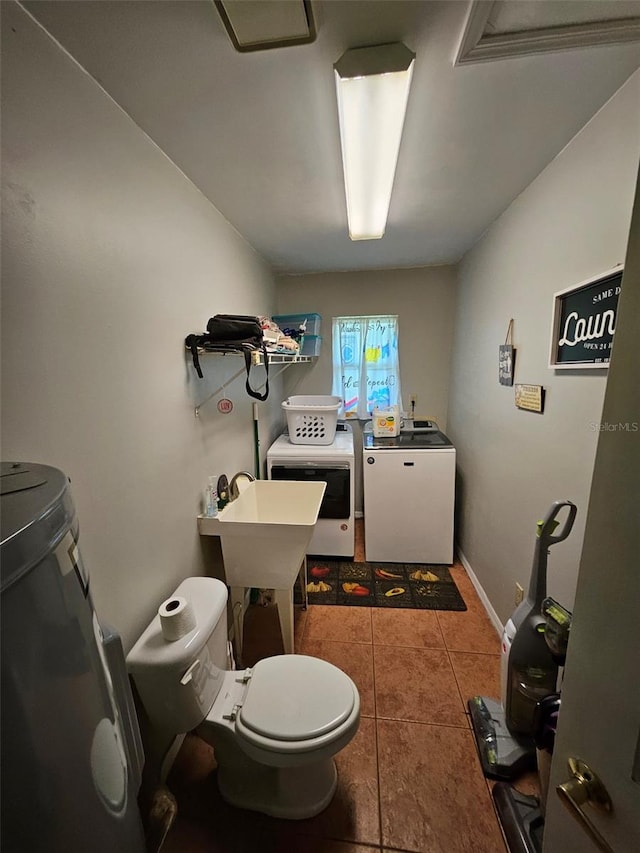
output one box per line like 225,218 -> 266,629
282,395 -> 341,445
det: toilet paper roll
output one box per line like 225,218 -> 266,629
158,596 -> 196,642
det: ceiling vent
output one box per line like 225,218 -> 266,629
214,0 -> 316,52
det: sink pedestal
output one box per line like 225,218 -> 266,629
273,587 -> 295,655
230,559 -> 308,663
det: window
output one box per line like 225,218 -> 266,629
332,315 -> 402,419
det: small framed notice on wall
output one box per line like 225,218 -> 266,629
549,267 -> 623,369
499,319 -> 515,386
499,345 -> 514,385
515,384 -> 544,414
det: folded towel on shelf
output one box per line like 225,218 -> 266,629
274,336 -> 300,353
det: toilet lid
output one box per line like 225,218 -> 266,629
239,655 -> 355,742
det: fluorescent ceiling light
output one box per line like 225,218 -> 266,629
334,43 -> 415,241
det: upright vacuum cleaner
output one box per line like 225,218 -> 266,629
468,500 -> 577,781
492,597 -> 572,853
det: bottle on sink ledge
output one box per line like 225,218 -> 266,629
204,477 -> 219,517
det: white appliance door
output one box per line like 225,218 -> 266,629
363,449 -> 455,564
267,459 -> 354,557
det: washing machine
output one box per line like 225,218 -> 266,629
362,422 -> 456,564
267,424 -> 354,557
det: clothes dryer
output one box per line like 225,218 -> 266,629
267,425 -> 354,557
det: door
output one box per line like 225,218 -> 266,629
543,170 -> 640,851
269,464 -> 351,518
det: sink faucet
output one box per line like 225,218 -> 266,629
228,471 -> 255,501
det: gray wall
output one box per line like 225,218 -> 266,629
1,2 -> 284,650
276,266 -> 458,512
448,70 -> 640,624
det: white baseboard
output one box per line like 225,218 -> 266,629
456,546 -> 503,638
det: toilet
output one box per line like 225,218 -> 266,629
126,577 -> 360,819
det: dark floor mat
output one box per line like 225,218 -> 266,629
301,558 -> 467,611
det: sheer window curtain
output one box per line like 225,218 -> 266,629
332,315 -> 403,419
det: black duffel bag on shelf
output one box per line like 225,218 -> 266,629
185,314 -> 269,401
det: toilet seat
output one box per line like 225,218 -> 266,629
238,655 -> 355,742
206,654 -> 358,759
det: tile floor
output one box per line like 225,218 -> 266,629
162,524 -> 539,852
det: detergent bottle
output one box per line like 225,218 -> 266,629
372,405 -> 401,437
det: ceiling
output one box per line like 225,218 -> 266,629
21,0 -> 640,275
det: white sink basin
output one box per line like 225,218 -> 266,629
198,480 -> 326,588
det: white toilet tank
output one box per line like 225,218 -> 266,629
127,577 -> 229,735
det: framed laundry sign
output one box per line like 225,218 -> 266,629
549,267 -> 623,369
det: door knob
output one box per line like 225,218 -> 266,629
556,757 -> 613,853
